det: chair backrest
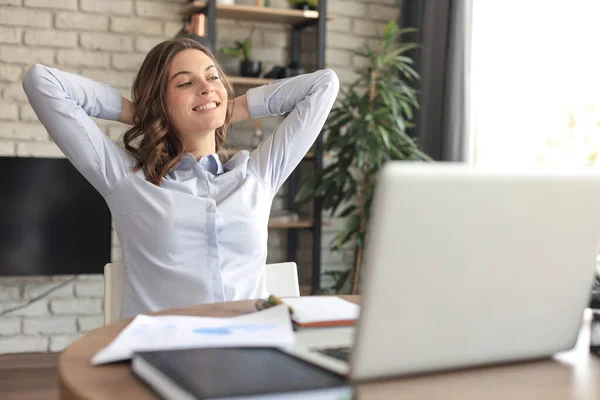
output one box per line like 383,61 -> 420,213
103,261 -> 300,325
265,262 -> 300,297
103,262 -> 125,326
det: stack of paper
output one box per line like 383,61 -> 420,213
282,297 -> 361,328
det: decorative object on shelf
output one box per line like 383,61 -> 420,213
295,21 -> 430,295
222,26 -> 262,78
264,66 -> 286,79
288,0 -> 318,11
264,62 -> 305,79
176,13 -> 213,51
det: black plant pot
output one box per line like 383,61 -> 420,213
239,60 -> 262,78
292,2 -> 316,10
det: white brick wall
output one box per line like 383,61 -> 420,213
80,0 -> 134,16
0,0 -> 400,353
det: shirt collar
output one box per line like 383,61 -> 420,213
175,152 -> 223,175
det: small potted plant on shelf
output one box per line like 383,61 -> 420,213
222,27 -> 261,78
288,0 -> 317,11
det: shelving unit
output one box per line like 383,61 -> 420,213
268,219 -> 314,229
227,76 -> 274,86
181,0 -> 330,294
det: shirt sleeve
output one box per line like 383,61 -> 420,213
22,64 -> 134,197
246,69 -> 339,195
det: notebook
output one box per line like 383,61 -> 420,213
132,347 -> 353,400
283,297 -> 360,328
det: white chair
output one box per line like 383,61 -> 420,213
264,261 -> 300,298
103,261 -> 300,325
103,262 -> 125,326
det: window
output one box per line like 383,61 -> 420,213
470,0 -> 600,167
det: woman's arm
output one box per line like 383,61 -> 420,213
246,69 -> 340,195
22,64 -> 133,196
228,95 -> 250,125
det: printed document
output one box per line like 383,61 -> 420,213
91,305 -> 294,365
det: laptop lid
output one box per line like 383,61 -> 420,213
349,163 -> 600,380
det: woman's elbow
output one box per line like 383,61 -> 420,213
22,64 -> 49,96
322,69 -> 340,96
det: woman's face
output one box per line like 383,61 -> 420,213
165,49 -> 228,140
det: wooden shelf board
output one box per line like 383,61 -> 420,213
182,2 -> 334,25
268,219 -> 314,229
223,147 -> 314,160
228,76 -> 275,86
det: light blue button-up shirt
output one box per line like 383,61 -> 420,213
22,64 -> 339,318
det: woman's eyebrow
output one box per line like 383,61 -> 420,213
170,65 -> 216,81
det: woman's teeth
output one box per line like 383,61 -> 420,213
193,102 -> 218,112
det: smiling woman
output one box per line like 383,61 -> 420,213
21,37 -> 339,319
122,39 -> 235,186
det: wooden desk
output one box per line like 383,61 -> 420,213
59,296 -> 600,399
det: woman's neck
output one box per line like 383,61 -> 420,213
184,132 -> 216,161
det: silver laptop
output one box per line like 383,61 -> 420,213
290,162 -> 600,380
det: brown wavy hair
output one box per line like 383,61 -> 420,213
122,38 -> 234,185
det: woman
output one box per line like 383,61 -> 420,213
22,38 -> 339,318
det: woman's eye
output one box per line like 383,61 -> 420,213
209,76 -> 219,81
177,82 -> 191,88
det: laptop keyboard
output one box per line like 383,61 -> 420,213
314,346 -> 351,362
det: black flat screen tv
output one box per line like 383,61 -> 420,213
0,156 -> 111,276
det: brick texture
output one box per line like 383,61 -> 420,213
23,316 -> 77,335
0,7 -> 52,28
0,336 -> 48,353
0,141 -> 15,155
54,12 -> 109,31
80,33 -> 133,52
0,318 -> 21,336
24,29 -> 78,48
49,333 -> 82,352
49,298 -> 103,315
0,27 -> 22,44
110,16 -> 162,35
80,0 -> 134,16
56,49 -> 110,68
24,0 -> 77,11
0,45 -> 55,64
77,316 -> 104,332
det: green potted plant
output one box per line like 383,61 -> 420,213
222,27 -> 261,77
295,21 -> 430,294
288,0 -> 317,11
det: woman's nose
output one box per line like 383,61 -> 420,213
197,81 -> 212,95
